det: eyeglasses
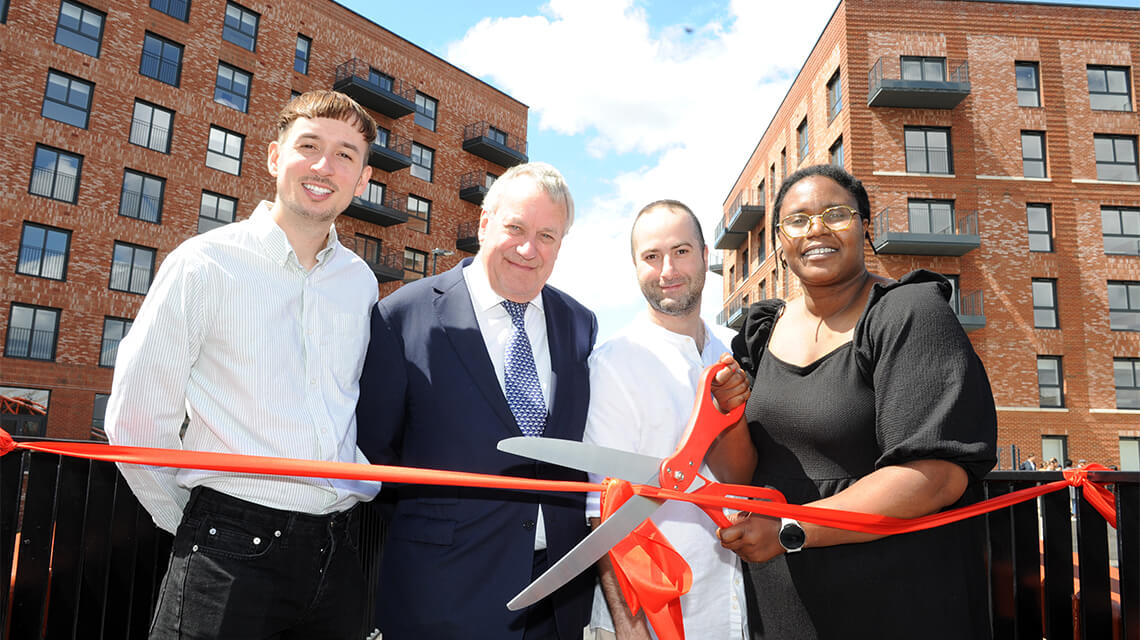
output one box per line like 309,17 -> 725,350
777,205 -> 859,238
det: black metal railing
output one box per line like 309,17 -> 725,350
333,59 -> 416,103
868,56 -> 969,96
873,206 -> 978,237
463,121 -> 528,156
344,236 -> 403,274
2,447 -> 1135,639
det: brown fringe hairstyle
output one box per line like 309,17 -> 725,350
275,90 -> 377,149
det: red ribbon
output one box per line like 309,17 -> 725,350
600,478 -> 691,640
1063,463 -> 1118,528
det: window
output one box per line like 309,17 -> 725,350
900,56 -> 945,81
1,0 -> 8,23
944,274 -> 961,314
797,118 -> 809,162
109,242 -> 156,294
0,387 -> 50,437
414,93 -> 437,131
829,137 -> 844,167
29,145 -> 82,204
411,143 -> 434,182
1102,206 -> 1140,255
1115,358 -> 1140,409
1021,131 -> 1046,178
222,2 -> 259,51
17,223 -> 70,280
1037,356 -> 1064,408
294,34 -> 311,74
827,70 -> 842,121
780,148 -> 787,178
1122,437 -> 1140,471
199,191 -> 237,233
55,1 -> 105,57
1108,281 -> 1140,331
1032,278 -> 1058,329
1094,134 -> 1139,182
1088,65 -> 1132,111
206,126 -> 244,175
119,169 -> 164,223
374,126 -> 390,149
904,127 -> 952,174
214,62 -> 252,112
42,70 -> 93,128
92,393 -> 110,438
769,165 -> 776,198
370,68 -> 394,91
130,100 -> 173,153
99,317 -> 132,367
728,266 -> 735,291
404,248 -> 428,280
756,227 -> 766,260
1015,62 -> 1040,108
741,249 -> 751,279
150,0 -> 189,21
407,194 -> 431,234
907,199 -> 954,234
140,32 -> 183,86
488,125 -> 508,145
5,304 -> 60,361
360,181 -> 385,206
1026,203 -> 1053,252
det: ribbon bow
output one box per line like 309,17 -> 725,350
600,478 -> 691,640
1063,463 -> 1117,528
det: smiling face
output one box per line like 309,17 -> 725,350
632,205 -> 707,319
778,175 -> 867,287
267,116 -> 372,227
477,178 -> 567,303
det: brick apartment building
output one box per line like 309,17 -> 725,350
0,0 -> 528,440
715,0 -> 1140,469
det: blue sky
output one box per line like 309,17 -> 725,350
339,0 -> 1139,341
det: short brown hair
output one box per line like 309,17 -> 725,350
276,90 -> 377,148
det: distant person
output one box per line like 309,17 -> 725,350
1020,454 -> 1038,471
356,162 -> 596,639
710,164 -> 998,639
106,90 -> 381,639
582,200 -> 748,639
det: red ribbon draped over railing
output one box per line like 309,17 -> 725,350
0,429 -> 1120,640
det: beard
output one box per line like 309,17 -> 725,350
642,271 -> 705,316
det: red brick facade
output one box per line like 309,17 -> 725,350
719,0 -> 1140,469
0,0 -> 527,439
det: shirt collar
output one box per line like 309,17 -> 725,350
463,258 -> 546,314
634,311 -> 712,351
249,200 -> 339,269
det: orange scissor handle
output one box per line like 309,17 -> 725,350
658,363 -> 747,493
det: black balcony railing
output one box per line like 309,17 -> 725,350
457,220 -> 479,254
129,118 -> 170,151
709,250 -> 723,275
119,190 -> 162,223
344,236 -> 403,283
956,288 -> 986,332
17,246 -> 67,280
4,328 -> 55,360
726,191 -> 765,234
459,171 -> 492,205
716,294 -> 746,329
29,168 -> 78,203
462,121 -> 527,167
714,217 -> 747,251
343,188 -> 409,227
369,132 -> 412,173
872,206 -> 980,256
0,446 -> 1137,639
868,56 -> 970,109
332,59 -> 416,119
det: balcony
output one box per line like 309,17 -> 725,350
867,57 -> 970,109
368,132 -> 411,173
456,220 -> 479,254
709,250 -> 723,275
714,218 -> 747,250
714,192 -> 765,250
343,189 -> 409,227
344,236 -> 403,283
955,288 -> 986,332
716,294 -> 746,329
459,171 -> 492,205
332,59 -> 416,118
872,207 -> 980,256
462,121 -> 527,167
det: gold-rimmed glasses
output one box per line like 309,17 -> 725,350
777,205 -> 858,238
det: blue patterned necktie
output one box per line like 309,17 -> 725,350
501,300 -> 546,437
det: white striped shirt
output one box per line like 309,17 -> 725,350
106,201 -> 380,534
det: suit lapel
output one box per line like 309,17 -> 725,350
434,262 -> 521,436
542,288 -> 571,440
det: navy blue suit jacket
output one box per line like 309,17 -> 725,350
356,258 -> 597,639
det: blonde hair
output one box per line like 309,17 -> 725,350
483,162 -> 575,231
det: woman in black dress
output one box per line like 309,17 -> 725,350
708,164 -> 997,639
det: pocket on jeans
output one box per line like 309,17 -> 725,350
192,516 -> 278,560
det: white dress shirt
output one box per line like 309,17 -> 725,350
105,201 -> 380,534
463,260 -> 551,550
584,313 -> 747,639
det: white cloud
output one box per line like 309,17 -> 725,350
448,0 -> 837,337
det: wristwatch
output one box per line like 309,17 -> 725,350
778,518 -> 806,553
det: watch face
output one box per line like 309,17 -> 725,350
780,522 -> 806,550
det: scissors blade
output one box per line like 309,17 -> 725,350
506,493 -> 662,611
497,436 -> 661,483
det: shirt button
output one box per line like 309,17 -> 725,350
310,378 -> 317,385
522,520 -> 536,530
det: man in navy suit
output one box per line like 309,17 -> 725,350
356,162 -> 596,639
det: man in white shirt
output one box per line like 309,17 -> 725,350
106,90 -> 380,639
584,200 -> 748,639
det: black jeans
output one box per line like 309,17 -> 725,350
150,487 -> 364,640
